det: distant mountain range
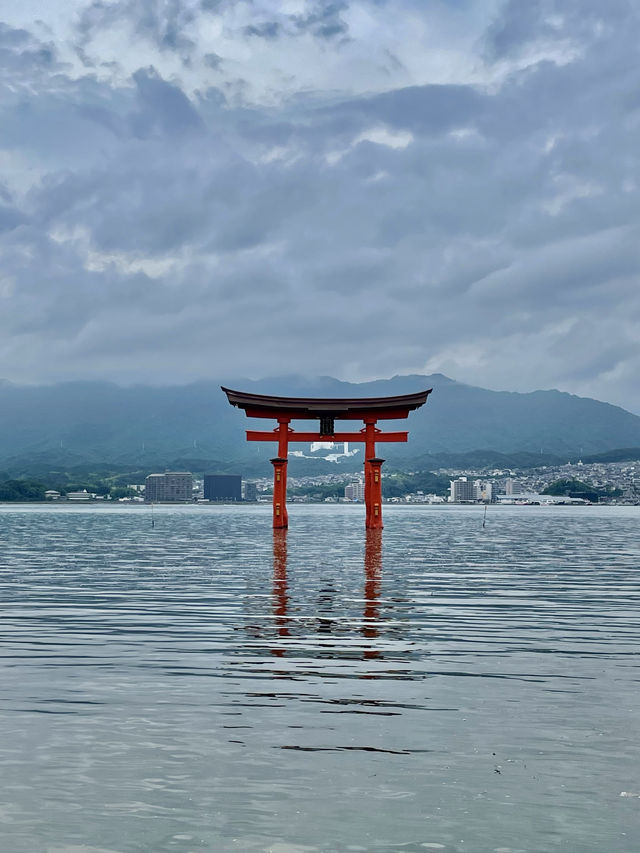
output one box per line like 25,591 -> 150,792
1,374 -> 640,477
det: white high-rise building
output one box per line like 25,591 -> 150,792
145,472 -> 193,502
450,477 -> 476,502
345,481 -> 365,501
474,480 -> 493,502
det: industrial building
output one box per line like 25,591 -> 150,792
204,474 -> 242,501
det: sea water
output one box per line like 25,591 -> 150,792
0,503 -> 639,853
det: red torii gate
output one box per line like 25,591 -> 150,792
222,387 -> 431,529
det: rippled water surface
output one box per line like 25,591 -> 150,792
1,504 -> 639,853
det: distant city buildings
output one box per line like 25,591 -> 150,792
448,477 -> 494,503
496,492 -> 588,505
344,480 -> 365,501
242,481 -> 258,502
67,489 -> 92,501
9,453 -> 639,505
475,480 -> 493,502
145,472 -> 193,502
449,477 -> 476,502
204,474 -> 242,501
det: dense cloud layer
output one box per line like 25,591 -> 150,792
0,1 -> 639,412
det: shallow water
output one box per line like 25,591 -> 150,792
0,503 -> 639,853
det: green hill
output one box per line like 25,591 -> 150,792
1,374 -> 640,476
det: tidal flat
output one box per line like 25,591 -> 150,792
0,503 -> 639,853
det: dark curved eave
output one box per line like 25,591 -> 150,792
221,386 -> 431,418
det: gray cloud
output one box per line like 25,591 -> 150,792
485,0 -> 635,60
242,4 -> 350,43
203,51 -> 222,69
129,66 -> 205,136
291,1 -> 349,40
0,207 -> 25,235
0,21 -> 59,77
243,21 -> 281,40
77,0 -> 349,57
77,0 -> 197,55
0,3 -> 639,413
333,84 -> 485,134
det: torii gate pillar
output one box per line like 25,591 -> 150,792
366,457 -> 385,530
270,457 -> 288,529
270,416 -> 290,528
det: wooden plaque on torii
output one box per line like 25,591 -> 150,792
222,386 -> 431,529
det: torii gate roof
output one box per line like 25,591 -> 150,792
221,386 -> 431,420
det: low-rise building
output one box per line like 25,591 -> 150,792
67,489 -> 92,501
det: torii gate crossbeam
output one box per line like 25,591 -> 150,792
222,387 -> 431,530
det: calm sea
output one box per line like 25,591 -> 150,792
0,504 -> 639,853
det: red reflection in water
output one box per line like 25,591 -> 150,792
272,529 -> 289,656
270,529 -> 383,660
363,529 -> 383,660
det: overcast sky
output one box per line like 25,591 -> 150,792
1,0 -> 639,412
